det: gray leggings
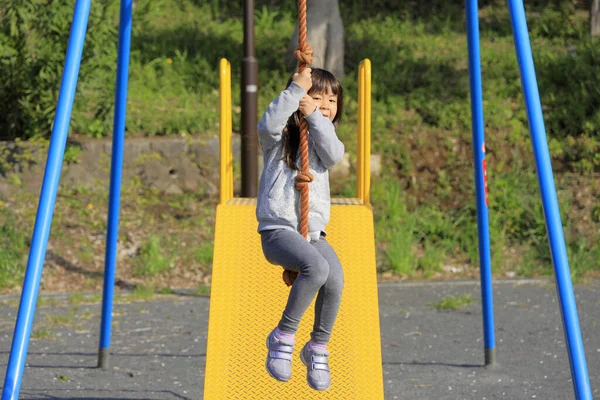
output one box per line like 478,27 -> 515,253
260,229 -> 344,344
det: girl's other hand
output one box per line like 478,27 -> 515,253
293,68 -> 312,93
299,95 -> 317,116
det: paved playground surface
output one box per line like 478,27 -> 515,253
0,278 -> 598,399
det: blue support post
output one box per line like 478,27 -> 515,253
98,0 -> 133,369
507,1 -> 592,398
465,0 -> 496,366
1,1 -> 92,399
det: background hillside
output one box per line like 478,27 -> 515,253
1,0 -> 599,294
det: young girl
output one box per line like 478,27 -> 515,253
256,67 -> 345,391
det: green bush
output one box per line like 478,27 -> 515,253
0,1 -> 119,139
2,0 -> 599,146
531,1 -> 583,40
537,41 -> 600,140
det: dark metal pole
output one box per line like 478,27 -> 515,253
241,0 -> 258,197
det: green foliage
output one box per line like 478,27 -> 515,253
195,243 -> 214,266
373,180 -> 416,275
566,237 -> 600,280
133,236 -> 174,277
0,0 -> 119,139
0,137 -> 50,178
0,210 -> 27,289
1,0 -> 599,281
537,41 -> 600,141
531,1 -> 583,40
63,143 -> 83,164
1,0 -> 598,146
592,202 -> 600,223
489,171 -> 547,243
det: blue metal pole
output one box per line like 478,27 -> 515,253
1,2 -> 91,399
507,1 -> 592,398
466,0 -> 496,366
98,0 -> 133,370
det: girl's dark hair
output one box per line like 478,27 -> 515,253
283,68 -> 343,170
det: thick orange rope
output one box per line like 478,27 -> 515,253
295,0 -> 314,239
283,0 -> 313,287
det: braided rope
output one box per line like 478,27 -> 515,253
283,0 -> 313,287
295,0 -> 313,240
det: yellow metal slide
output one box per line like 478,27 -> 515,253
204,59 -> 383,399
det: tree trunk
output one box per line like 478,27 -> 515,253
591,0 -> 600,38
286,0 -> 345,79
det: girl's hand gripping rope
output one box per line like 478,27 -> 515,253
293,67 -> 312,93
299,95 -> 317,117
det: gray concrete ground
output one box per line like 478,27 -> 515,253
0,279 -> 598,399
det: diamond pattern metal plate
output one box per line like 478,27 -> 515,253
204,199 -> 384,399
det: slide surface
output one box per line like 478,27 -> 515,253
204,198 -> 384,399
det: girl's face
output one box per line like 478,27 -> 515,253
310,86 -> 338,122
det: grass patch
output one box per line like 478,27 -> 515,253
129,285 -> 156,301
158,287 -> 175,295
195,243 -> 214,266
37,296 -> 61,308
375,181 -> 416,276
44,311 -> 75,326
430,294 -> 474,311
31,329 -> 54,340
195,285 -> 211,296
133,236 -> 174,277
0,209 -> 27,289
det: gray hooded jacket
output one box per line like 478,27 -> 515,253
256,82 -> 344,235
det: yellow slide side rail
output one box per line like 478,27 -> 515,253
357,59 -> 371,205
221,58 -> 370,205
219,58 -> 233,204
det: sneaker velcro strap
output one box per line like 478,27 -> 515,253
311,362 -> 330,371
273,344 -> 294,353
269,351 -> 293,361
310,355 -> 328,364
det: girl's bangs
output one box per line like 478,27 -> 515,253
309,71 -> 340,95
